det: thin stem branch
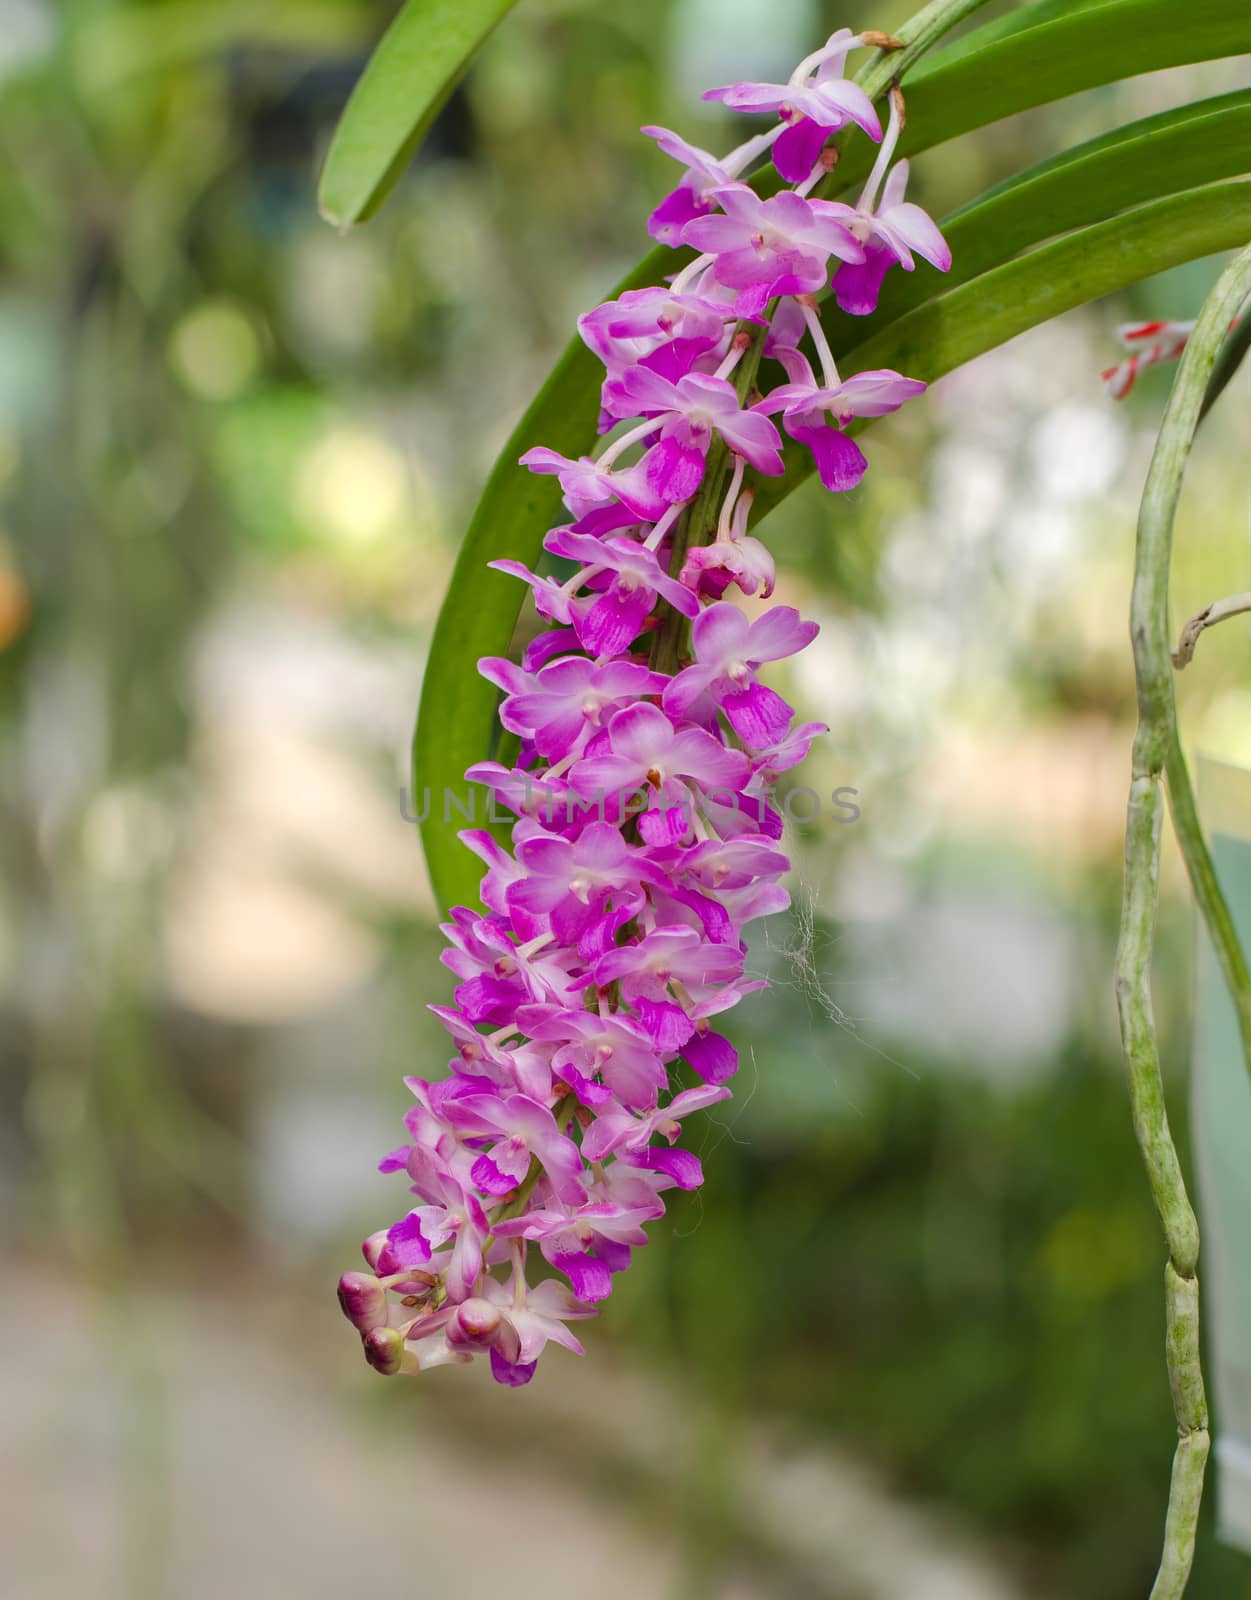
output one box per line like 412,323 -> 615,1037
1116,240 -> 1251,1598
651,321 -> 768,674
1172,591 -> 1251,667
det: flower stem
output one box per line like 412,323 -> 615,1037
1115,239 -> 1251,1598
651,320 -> 768,674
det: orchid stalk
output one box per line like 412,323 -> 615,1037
337,24 -> 949,1385
1115,242 -> 1251,1595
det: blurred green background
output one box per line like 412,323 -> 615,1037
4,2 -> 1251,1596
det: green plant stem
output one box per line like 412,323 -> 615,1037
852,0 -> 993,102
1115,239 -> 1251,1598
650,323 -> 768,674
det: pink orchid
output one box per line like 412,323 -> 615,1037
581,1083 -> 731,1163
480,1259 -> 599,1385
664,602 -> 819,745
519,1003 -> 668,1110
377,1173 -> 489,1304
580,286 -> 731,369
494,1198 -> 659,1302
519,444 -> 670,521
571,701 -> 751,845
704,30 -> 880,182
682,186 -> 863,318
442,1091 -> 588,1207
486,656 -> 666,760
540,527 -> 699,657
833,93 -> 951,315
593,925 -> 745,1009
601,366 -> 784,500
755,369 -> 926,492
507,821 -> 663,942
641,126 -> 735,246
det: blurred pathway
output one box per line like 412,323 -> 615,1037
1,1265 -> 1029,1600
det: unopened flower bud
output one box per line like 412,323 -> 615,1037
362,1325 -> 412,1377
338,1271 -> 388,1334
361,1229 -> 389,1271
446,1298 -> 502,1352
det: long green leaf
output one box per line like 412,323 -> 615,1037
416,0 -> 1251,912
318,0 -> 517,229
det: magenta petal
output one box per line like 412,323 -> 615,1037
732,281 -> 773,322
631,1145 -> 705,1190
552,1250 -> 613,1303
549,891 -> 597,945
490,1348 -> 539,1386
773,117 -> 833,184
832,247 -> 895,317
639,800 -> 693,847
790,422 -> 868,493
560,1066 -> 614,1108
683,1029 -> 739,1084
663,883 -> 735,945
646,433 -> 707,503
384,1211 -> 433,1267
594,1236 -> 632,1274
455,974 -> 521,1025
721,683 -> 794,746
648,185 -> 712,249
576,588 -> 653,658
634,997 -> 696,1050
640,337 -> 714,384
471,1153 -> 521,1196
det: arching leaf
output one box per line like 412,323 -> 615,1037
318,0 -> 518,229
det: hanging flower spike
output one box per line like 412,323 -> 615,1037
340,19 -> 939,1389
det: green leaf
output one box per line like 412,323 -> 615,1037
416,0 -> 1251,913
836,0 -> 1251,192
318,0 -> 517,229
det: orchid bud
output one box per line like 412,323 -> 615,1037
362,1325 -> 411,1377
361,1229 -> 389,1272
446,1298 -> 502,1352
337,1272 -> 388,1334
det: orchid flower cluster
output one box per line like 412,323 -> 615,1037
338,26 -> 949,1386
